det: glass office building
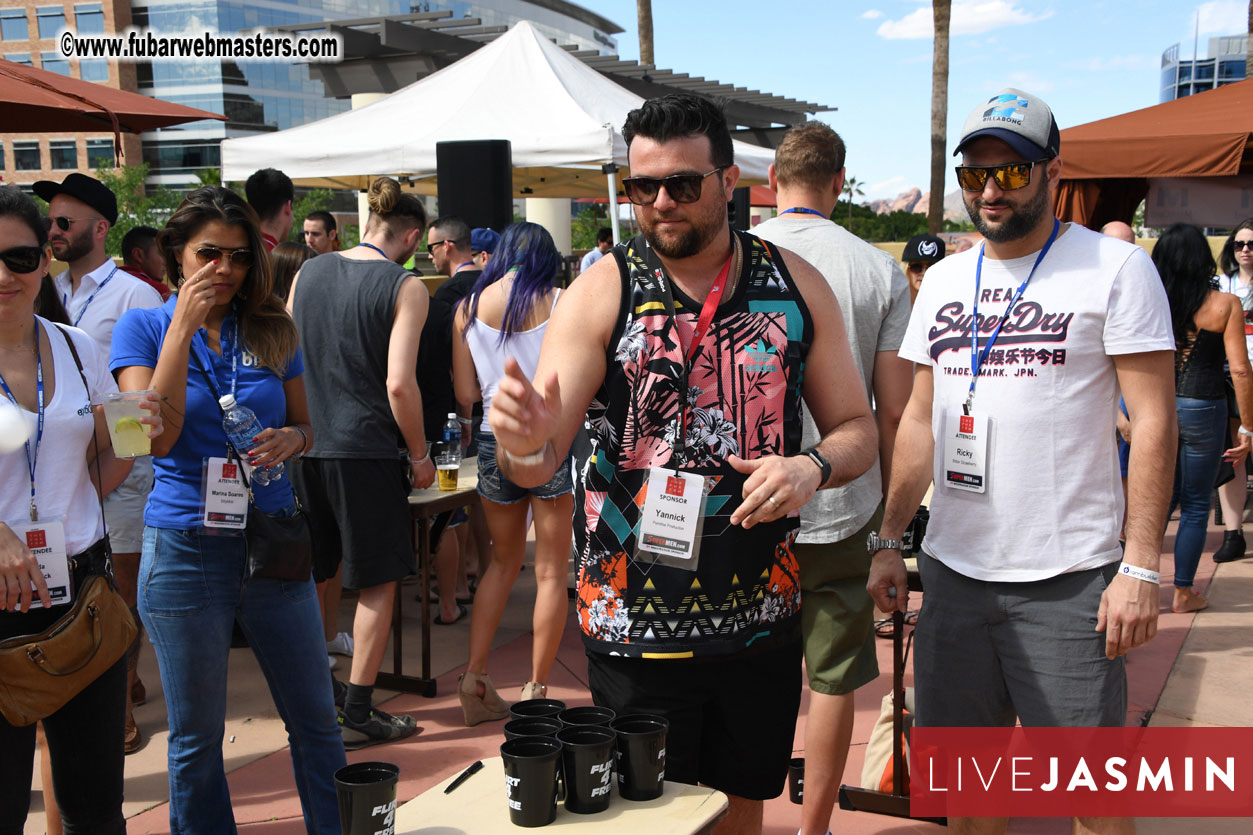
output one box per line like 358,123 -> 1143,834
1161,35 -> 1248,102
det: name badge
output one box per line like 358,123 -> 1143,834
944,411 -> 989,493
202,457 -> 249,529
637,468 -> 705,561
8,519 -> 71,608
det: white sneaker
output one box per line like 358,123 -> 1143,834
327,632 -> 354,657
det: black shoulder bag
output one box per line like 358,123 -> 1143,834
191,354 -> 312,582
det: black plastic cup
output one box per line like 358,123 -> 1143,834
509,698 -> 566,721
558,705 -> 616,728
787,757 -> 805,804
611,714 -> 668,801
504,716 -> 564,741
501,737 -> 563,827
556,725 -> 616,814
334,761 -> 400,835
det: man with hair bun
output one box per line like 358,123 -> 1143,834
288,176 -> 433,746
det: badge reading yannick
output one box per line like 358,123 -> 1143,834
638,469 -> 705,564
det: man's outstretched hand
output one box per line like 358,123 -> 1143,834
488,357 -> 562,456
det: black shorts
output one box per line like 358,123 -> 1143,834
586,641 -> 803,800
291,457 -> 413,589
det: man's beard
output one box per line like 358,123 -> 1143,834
966,180 -> 1050,244
50,228 -> 94,263
640,209 -> 722,259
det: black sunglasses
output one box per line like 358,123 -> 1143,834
0,245 -> 44,274
1234,241 -> 1253,251
622,168 -> 723,206
425,239 -> 450,255
954,160 -> 1046,192
49,216 -> 97,231
194,246 -> 254,267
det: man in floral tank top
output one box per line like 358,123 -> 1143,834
489,94 -> 877,832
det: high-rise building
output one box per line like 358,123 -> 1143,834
1,0 -> 620,191
1161,35 -> 1248,102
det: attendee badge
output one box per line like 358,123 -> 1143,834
944,411 -> 989,493
8,519 -> 70,608
202,457 -> 248,529
637,468 -> 705,566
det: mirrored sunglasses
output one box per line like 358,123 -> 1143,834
621,168 -> 723,205
954,160 -> 1045,192
194,246 -> 254,267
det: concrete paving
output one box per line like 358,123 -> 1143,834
22,516 -> 1253,834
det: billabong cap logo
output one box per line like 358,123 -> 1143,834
919,240 -> 939,257
665,476 -> 685,497
983,93 -> 1029,125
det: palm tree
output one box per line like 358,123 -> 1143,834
637,0 -> 654,66
928,0 -> 952,234
843,176 -> 865,235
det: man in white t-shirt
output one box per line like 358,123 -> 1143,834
37,173 -> 163,755
867,89 -> 1177,835
754,122 -> 913,835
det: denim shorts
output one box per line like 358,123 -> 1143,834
476,431 -> 573,504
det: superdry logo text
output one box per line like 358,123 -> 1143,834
927,300 -> 1074,362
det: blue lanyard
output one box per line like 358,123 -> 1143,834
966,218 -> 1060,414
358,242 -> 388,260
0,319 -> 45,521
779,207 -> 827,218
195,319 -> 240,398
65,265 -> 119,328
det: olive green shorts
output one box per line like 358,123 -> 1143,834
795,505 -> 882,696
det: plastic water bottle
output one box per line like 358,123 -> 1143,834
438,413 -> 461,491
219,394 -> 284,486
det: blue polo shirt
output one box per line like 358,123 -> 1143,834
111,298 -> 304,529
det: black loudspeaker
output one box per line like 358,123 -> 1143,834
435,140 -> 513,232
729,186 -> 751,231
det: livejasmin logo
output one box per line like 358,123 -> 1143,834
911,727 -> 1253,818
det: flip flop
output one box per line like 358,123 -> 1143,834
434,604 -> 469,625
426,591 -> 475,605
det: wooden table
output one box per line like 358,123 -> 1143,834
375,460 -> 480,697
396,757 -> 728,834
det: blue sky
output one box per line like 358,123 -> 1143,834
576,0 -> 1247,202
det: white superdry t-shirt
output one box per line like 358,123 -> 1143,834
898,224 -> 1174,582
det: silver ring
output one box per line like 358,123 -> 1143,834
766,496 -> 779,508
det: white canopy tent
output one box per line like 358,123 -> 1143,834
221,20 -> 777,241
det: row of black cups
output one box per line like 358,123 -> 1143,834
502,698 -> 668,827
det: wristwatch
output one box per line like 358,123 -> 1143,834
800,446 -> 832,486
867,531 -> 903,555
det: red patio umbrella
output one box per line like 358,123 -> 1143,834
0,60 -> 225,155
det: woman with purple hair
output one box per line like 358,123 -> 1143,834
452,222 -> 574,725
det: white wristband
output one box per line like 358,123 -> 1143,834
1118,563 -> 1160,585
1239,425 -> 1253,438
502,444 -> 548,466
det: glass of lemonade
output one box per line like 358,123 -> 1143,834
101,390 -> 154,458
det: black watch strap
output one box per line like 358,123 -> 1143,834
801,447 -> 832,486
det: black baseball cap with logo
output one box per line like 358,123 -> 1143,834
903,233 -> 946,264
33,173 -> 118,226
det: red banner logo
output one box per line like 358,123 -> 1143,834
665,476 -> 685,497
25,529 -> 46,549
222,462 -> 238,480
911,727 -> 1253,817
959,415 -> 975,434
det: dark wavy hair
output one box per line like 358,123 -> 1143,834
0,185 -> 48,248
1219,218 -> 1253,279
462,222 -> 560,344
623,94 -> 734,169
270,241 -> 315,302
1152,222 -> 1219,345
159,186 -> 298,373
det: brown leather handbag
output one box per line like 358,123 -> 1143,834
0,325 -> 137,727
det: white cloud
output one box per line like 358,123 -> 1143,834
1195,1 -> 1244,37
1064,54 -> 1157,72
860,9 -> 884,19
877,1 -> 1052,40
1002,71 -> 1054,94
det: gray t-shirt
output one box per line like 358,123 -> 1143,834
754,215 -> 911,543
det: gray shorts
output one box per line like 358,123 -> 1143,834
103,457 -> 153,553
914,551 -> 1127,728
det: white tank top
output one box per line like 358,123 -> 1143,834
464,288 -> 561,431
1219,273 -> 1253,364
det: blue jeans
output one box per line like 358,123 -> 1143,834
139,525 -> 346,834
1170,397 -> 1227,588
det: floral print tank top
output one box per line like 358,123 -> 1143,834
575,230 -> 812,658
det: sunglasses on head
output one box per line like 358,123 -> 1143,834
0,246 -> 44,274
194,246 -> 254,267
621,168 -> 723,206
954,160 -> 1047,192
1234,240 -> 1253,251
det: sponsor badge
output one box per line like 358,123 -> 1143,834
637,468 -> 705,563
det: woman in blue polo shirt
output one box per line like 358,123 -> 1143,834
111,187 -> 344,834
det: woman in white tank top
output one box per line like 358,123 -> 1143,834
451,222 -> 574,725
